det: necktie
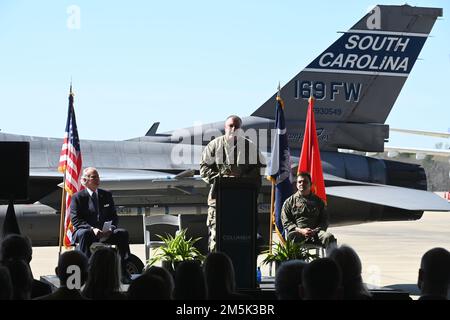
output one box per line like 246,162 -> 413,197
91,192 -> 99,220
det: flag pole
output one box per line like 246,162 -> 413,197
270,82 -> 280,254
58,176 -> 66,255
268,82 -> 281,276
57,82 -> 81,255
268,180 -> 275,276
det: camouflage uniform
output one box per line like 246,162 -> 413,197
281,191 -> 336,248
200,135 -> 264,252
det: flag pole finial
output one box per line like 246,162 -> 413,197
276,82 -> 284,108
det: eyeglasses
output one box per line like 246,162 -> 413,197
86,175 -> 99,179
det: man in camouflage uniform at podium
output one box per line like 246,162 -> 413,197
200,115 -> 264,252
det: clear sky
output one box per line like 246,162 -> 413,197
0,0 -> 449,149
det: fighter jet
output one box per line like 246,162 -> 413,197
1,4 -> 449,246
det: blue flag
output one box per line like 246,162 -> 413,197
268,95 -> 293,241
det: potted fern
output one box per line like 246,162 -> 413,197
146,229 -> 205,273
261,238 -> 319,267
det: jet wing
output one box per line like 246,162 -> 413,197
384,146 -> 450,158
30,169 -> 449,211
32,168 -> 179,181
31,168 -> 65,178
31,168 -> 206,191
390,128 -> 450,139
100,173 -> 207,191
386,128 -> 450,158
322,173 -> 375,187
28,168 -> 209,206
327,184 -> 450,211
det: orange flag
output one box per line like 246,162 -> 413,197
298,97 -> 327,204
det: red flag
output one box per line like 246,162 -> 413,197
298,97 -> 327,204
58,85 -> 83,247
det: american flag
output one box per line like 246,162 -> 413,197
58,85 -> 83,247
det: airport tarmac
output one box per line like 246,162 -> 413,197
29,211 -> 450,299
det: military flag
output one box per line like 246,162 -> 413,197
298,97 -> 327,203
268,90 -> 292,242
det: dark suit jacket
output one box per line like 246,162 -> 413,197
70,188 -> 119,231
31,279 -> 52,299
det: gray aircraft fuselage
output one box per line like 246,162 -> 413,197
0,129 -> 428,246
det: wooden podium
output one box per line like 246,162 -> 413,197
216,177 -> 258,289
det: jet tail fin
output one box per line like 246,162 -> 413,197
146,122 -> 160,136
252,5 -> 442,125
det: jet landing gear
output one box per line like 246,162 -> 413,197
88,242 -> 145,276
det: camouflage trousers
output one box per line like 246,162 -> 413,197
207,205 -> 216,252
288,230 -> 337,249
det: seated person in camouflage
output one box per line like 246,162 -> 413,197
281,172 -> 336,249
200,115 -> 264,252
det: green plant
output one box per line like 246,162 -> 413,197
146,229 -> 205,269
261,238 -> 318,265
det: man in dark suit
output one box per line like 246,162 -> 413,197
70,167 -> 131,279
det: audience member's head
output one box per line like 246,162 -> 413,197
0,266 -> 13,300
203,252 -> 236,299
418,247 -> 450,299
127,272 -> 171,300
174,260 -> 207,300
301,258 -> 342,300
3,259 -> 33,300
275,259 -> 307,300
145,266 -> 174,299
328,245 -> 372,299
56,250 -> 88,289
0,234 -> 33,263
82,247 -> 122,299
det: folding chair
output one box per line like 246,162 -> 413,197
142,214 -> 179,261
303,243 -> 326,261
